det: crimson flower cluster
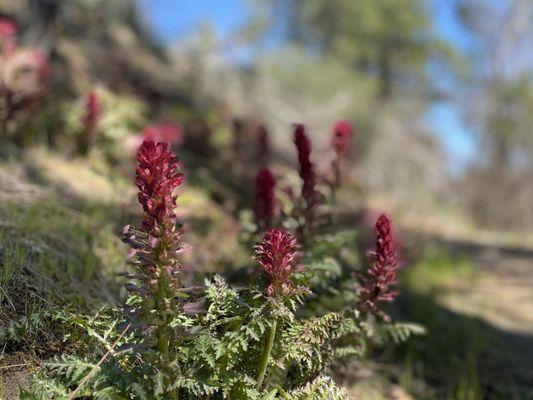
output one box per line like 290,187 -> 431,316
124,140 -> 184,295
255,229 -> 299,297
254,168 -> 276,229
2,49 -> 50,104
330,120 -> 353,191
294,124 -> 320,230
81,91 -> 101,135
0,17 -> 16,58
0,18 -> 16,37
360,214 -> 399,319
331,120 -> 353,158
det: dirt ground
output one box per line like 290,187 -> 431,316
441,239 -> 533,336
415,236 -> 533,399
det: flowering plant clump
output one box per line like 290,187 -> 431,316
254,168 -> 277,230
255,228 -> 299,297
28,125 -> 421,400
2,49 -> 50,107
0,6 -> 426,396
359,213 -> 399,319
0,45 -> 50,140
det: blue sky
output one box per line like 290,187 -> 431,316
136,0 -> 249,41
136,0 -> 476,174
428,0 -> 477,174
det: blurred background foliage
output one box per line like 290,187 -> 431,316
2,0 -> 532,232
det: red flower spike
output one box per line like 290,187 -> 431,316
136,140 -> 184,231
0,18 -> 16,57
81,91 -> 101,135
293,124 -> 320,230
330,119 -> 353,193
0,18 -> 16,38
254,168 -> 276,229
331,120 -> 352,158
360,214 -> 400,318
255,229 -> 299,297
124,140 -> 185,296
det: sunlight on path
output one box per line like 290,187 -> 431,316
442,243 -> 533,336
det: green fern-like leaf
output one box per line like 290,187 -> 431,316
280,376 -> 348,400
278,312 -> 343,372
373,322 -> 426,345
45,355 -> 96,386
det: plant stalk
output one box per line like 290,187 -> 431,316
257,319 -> 277,389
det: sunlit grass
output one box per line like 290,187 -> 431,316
402,249 -> 476,295
0,199 -> 127,313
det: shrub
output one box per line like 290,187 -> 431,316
25,128 -> 421,399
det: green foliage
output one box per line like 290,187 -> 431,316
24,271 -> 362,399
277,312 -> 342,374
64,88 -> 147,161
0,311 -> 49,346
9,166 -> 420,399
0,199 -> 126,308
23,263 -> 412,399
250,0 -> 449,98
371,322 -> 426,346
280,376 -> 348,400
402,250 -> 475,294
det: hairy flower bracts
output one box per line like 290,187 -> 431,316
359,214 -> 399,320
136,140 -> 183,228
294,124 -> 321,232
123,140 -> 184,309
254,168 -> 276,230
255,229 -> 299,297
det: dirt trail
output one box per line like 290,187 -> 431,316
440,239 -> 533,336
434,238 -> 533,397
